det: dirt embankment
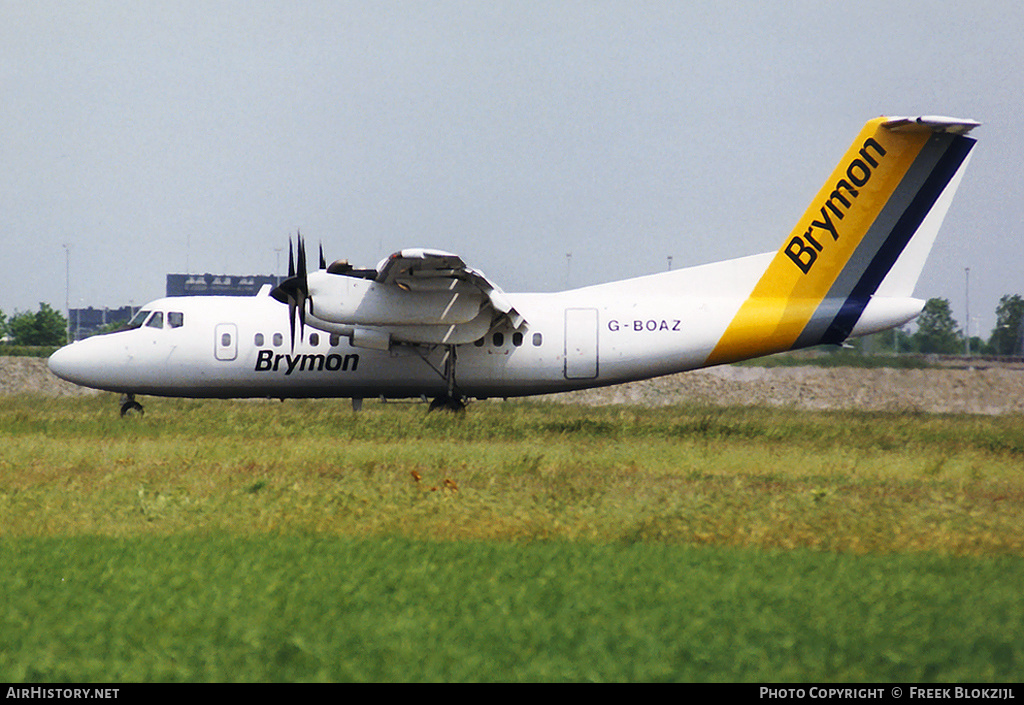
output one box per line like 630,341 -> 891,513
4,356 -> 1024,415
0,356 -> 99,397
551,364 -> 1024,415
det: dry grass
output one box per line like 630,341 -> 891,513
2,393 -> 1022,554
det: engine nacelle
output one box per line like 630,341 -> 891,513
303,307 -> 493,350
306,272 -> 483,326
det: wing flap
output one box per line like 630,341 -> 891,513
377,249 -> 524,329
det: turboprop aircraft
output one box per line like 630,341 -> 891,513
49,115 -> 979,415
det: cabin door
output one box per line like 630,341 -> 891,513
564,308 -> 598,380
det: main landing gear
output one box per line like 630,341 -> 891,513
120,393 -> 144,417
427,344 -> 466,413
429,394 -> 466,413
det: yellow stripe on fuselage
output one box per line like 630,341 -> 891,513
704,118 -> 931,366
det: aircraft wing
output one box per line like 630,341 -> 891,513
376,248 -> 524,328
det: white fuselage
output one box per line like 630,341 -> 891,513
46,252 -> 924,401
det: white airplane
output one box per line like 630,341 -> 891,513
49,115 -> 979,415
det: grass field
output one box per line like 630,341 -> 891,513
1,394 -> 1023,681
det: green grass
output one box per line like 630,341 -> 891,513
0,345 -> 59,358
2,536 -> 1022,682
1,394 -> 1023,681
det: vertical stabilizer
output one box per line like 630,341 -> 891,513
704,115 -> 978,366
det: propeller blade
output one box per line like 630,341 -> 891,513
319,242 -> 326,270
288,297 -> 297,352
271,232 -> 313,351
298,233 -> 310,323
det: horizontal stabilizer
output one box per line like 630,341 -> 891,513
882,116 -> 981,134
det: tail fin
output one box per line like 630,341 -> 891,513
705,115 -> 978,366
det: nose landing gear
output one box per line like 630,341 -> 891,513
120,393 -> 145,417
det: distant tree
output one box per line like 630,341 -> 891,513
969,335 -> 993,356
91,319 -> 129,337
894,327 -> 917,354
912,298 -> 962,354
989,294 -> 1024,356
860,327 -> 915,354
8,303 -> 68,346
0,308 -> 8,342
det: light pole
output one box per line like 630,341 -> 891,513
63,244 -> 70,343
964,267 -> 970,355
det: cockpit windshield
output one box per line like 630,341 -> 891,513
112,308 -> 184,334
126,310 -> 152,330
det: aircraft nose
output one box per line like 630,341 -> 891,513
48,343 -> 88,385
48,335 -> 137,392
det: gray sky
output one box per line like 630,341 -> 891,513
2,1 -> 1021,338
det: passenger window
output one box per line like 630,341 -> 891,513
474,337 -> 485,347
146,312 -> 164,328
221,332 -> 232,347
330,334 -> 340,347
532,333 -> 543,347
168,312 -> 184,328
309,333 -> 319,346
512,332 -> 523,347
273,333 -> 283,347
255,333 -> 265,346
493,332 -> 504,347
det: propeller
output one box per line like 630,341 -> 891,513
270,232 -> 312,351
269,234 -> 340,350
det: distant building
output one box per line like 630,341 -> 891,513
65,274 -> 281,341
67,305 -> 136,341
166,274 -> 280,297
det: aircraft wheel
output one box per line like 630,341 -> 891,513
120,400 -> 145,417
428,395 -> 466,413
